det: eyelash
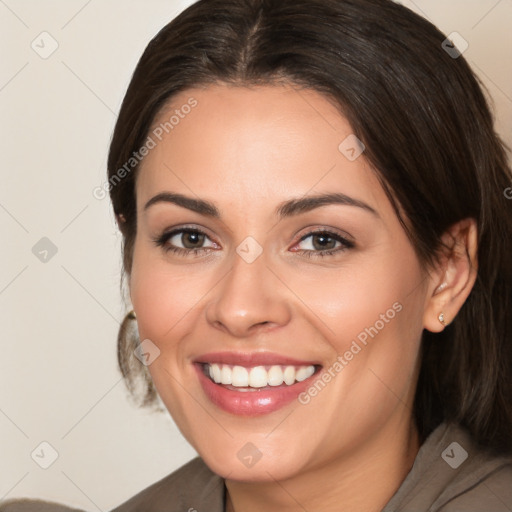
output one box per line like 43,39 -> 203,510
152,227 -> 355,259
152,226 -> 213,258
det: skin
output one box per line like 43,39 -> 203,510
128,83 -> 477,512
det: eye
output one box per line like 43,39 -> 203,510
152,227 -> 219,256
152,227 -> 354,259
292,229 -> 354,258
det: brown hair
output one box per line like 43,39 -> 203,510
108,0 -> 512,453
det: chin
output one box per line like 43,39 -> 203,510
201,451 -> 303,482
187,432 -> 309,482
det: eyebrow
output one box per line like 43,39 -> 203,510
143,191 -> 378,218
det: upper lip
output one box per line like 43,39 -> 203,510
194,351 -> 321,367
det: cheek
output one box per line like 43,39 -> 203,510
288,246 -> 424,353
128,244 -> 210,434
131,271 -> 193,340
344,256 -> 425,396
290,246 -> 426,415
287,253 -> 425,439
129,242 -> 204,350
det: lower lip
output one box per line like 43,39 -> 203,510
195,364 -> 318,416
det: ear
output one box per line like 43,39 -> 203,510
423,218 -> 478,333
116,212 -> 127,230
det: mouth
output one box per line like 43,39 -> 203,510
193,352 -> 322,415
201,362 -> 318,390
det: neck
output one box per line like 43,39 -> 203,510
225,417 -> 420,512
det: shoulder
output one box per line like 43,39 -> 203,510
440,463 -> 512,512
0,457 -> 224,512
0,499 -> 84,511
111,456 -> 224,512
432,424 -> 512,511
383,422 -> 512,512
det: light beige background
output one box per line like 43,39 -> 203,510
0,0 -> 511,510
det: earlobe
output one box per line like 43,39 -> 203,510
423,218 -> 478,333
438,312 -> 448,327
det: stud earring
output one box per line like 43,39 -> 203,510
438,312 -> 447,326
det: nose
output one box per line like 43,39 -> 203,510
205,248 -> 292,338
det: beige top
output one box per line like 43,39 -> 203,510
2,422 -> 511,511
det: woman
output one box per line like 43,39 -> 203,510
3,0 -> 512,510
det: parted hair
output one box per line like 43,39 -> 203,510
108,0 -> 512,454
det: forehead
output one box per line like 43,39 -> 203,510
135,83 -> 386,215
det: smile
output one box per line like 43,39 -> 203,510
204,363 -> 316,388
194,352 -> 322,415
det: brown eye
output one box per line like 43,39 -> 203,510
293,230 -> 355,259
311,233 -> 337,251
153,227 -> 218,256
180,231 -> 206,248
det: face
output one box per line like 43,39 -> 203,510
129,83 -> 429,481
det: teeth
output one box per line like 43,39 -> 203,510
232,366 -> 249,386
283,366 -> 295,385
249,366 -> 268,388
268,365 -> 284,386
221,365 -> 232,385
211,363 -> 221,384
296,366 -> 314,382
205,363 -> 315,388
